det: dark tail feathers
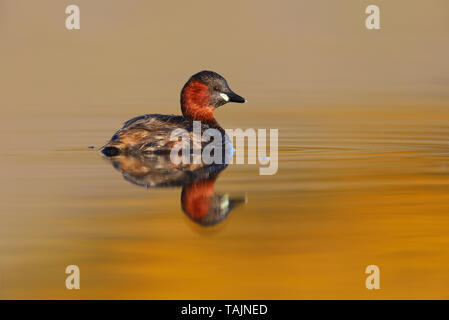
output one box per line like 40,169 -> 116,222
100,146 -> 121,157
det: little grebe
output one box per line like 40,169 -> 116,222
101,71 -> 246,156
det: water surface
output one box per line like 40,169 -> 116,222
2,105 -> 449,299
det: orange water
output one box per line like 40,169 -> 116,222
2,105 -> 449,299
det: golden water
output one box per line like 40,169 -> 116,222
1,1 -> 449,299
2,105 -> 449,299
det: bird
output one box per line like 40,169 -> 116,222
100,71 -> 246,156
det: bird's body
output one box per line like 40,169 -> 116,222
101,113 -> 214,156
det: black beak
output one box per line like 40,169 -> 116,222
228,90 -> 246,103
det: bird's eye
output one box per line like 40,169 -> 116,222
213,86 -> 219,91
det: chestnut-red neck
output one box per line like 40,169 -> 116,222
181,80 -> 217,125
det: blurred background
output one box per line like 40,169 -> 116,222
0,0 -> 449,299
1,0 -> 448,114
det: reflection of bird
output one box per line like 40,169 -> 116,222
100,71 -> 246,156
104,153 -> 245,227
181,177 -> 245,227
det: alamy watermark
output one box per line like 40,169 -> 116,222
365,265 -> 380,290
65,5 -> 80,30
169,121 -> 278,176
65,4 -> 381,31
65,265 -> 80,290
